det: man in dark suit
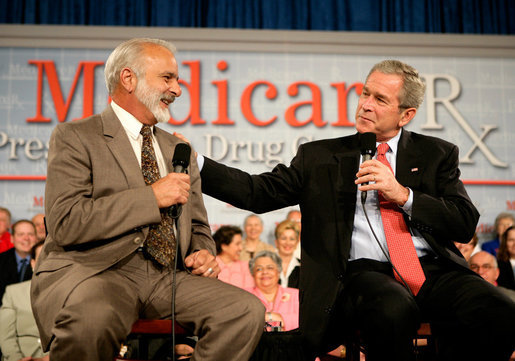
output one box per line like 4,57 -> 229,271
198,60 -> 515,360
0,220 -> 36,306
31,38 -> 264,361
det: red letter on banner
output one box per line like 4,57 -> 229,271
169,60 -> 206,125
241,81 -> 278,126
285,82 -> 326,127
330,81 -> 363,127
211,60 -> 235,125
26,60 -> 104,123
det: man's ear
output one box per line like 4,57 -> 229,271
119,68 -> 137,93
399,107 -> 417,128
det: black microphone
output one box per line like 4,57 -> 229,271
360,132 -> 376,203
170,143 -> 191,218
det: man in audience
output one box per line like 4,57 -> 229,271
0,220 -> 37,306
0,240 -> 48,361
469,251 -> 515,302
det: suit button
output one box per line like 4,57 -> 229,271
337,273 -> 345,281
324,306 -> 333,314
133,237 -> 143,245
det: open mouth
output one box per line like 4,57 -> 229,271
161,97 -> 174,106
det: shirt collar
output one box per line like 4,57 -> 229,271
377,129 -> 402,156
14,251 -> 30,264
111,101 -> 153,140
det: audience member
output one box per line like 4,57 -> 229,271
214,225 -> 254,289
286,209 -> 302,260
240,214 -> 276,261
274,220 -> 301,289
0,220 -> 37,306
454,233 -> 480,261
247,251 -> 299,331
497,225 -> 515,290
469,251 -> 515,302
481,212 -> 515,257
0,240 -> 48,361
31,213 -> 46,242
0,207 -> 13,253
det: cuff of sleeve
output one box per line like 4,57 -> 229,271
197,154 -> 205,171
400,187 -> 413,215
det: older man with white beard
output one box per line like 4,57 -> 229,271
31,38 -> 264,361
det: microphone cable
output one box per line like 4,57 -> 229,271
170,213 -> 181,361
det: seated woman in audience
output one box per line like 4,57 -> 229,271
247,250 -> 299,331
240,214 -> 276,261
274,220 -> 301,288
213,225 -> 254,289
482,212 -> 515,257
497,225 -> 515,290
0,240 -> 48,361
454,232 -> 481,261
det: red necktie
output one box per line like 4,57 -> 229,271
377,143 -> 426,295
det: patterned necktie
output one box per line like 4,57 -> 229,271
19,258 -> 29,282
140,125 -> 176,266
377,143 -> 426,295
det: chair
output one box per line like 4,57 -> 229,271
346,322 -> 435,361
116,319 -> 190,361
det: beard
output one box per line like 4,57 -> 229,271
134,78 -> 175,123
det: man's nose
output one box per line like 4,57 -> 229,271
170,81 -> 182,97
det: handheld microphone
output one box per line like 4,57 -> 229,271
360,132 -> 376,203
170,143 -> 191,218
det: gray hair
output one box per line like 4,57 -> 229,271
104,38 -> 176,95
366,60 -> 426,110
249,250 -> 282,275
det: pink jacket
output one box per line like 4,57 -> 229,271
216,257 -> 255,289
247,286 -> 299,331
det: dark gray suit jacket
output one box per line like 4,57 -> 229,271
201,129 -> 479,353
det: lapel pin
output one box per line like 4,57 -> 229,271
411,168 -> 419,172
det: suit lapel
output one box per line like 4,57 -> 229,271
101,106 -> 146,189
332,133 -> 361,260
396,129 -> 424,189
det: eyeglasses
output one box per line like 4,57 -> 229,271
470,264 -> 495,272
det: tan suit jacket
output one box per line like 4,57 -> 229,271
31,106 -> 214,350
0,281 -> 47,360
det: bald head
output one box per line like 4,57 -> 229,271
469,251 -> 499,285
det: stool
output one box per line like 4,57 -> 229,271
116,319 -> 190,361
346,322 -> 435,361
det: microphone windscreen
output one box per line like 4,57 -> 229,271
360,132 -> 376,156
172,143 -> 191,167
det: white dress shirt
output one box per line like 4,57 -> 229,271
111,101 -> 168,177
349,130 -> 433,261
